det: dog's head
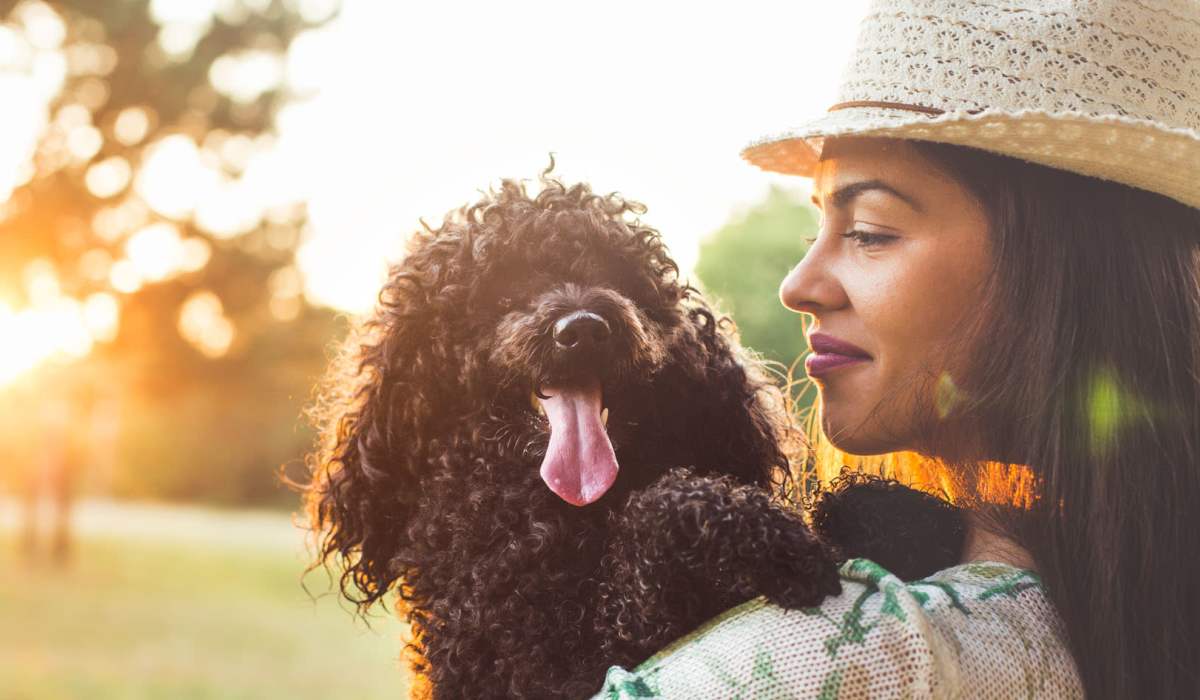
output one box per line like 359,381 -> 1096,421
304,172 -> 791,607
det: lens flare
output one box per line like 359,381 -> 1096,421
0,298 -> 94,387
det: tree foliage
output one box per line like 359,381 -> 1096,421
0,0 -> 342,507
694,185 -> 816,369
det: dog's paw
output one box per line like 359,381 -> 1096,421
757,563 -> 842,610
747,517 -> 844,610
609,468 -> 845,611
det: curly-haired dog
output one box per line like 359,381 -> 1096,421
302,172 -> 965,699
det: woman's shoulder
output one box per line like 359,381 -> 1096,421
592,558 -> 1083,699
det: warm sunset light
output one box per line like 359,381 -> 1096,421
177,289 -> 235,358
0,297 -> 93,387
0,0 -> 868,328
85,155 -> 132,198
0,3 -> 922,698
119,221 -> 212,284
269,1 -> 867,314
135,135 -> 217,221
0,4 -> 64,205
0,301 -> 39,385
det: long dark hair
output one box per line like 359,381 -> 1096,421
903,141 -> 1200,698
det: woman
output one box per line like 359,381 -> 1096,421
595,1 -> 1200,698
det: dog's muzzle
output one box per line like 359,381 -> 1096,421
553,311 -> 611,356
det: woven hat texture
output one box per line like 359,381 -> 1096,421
742,0 -> 1200,209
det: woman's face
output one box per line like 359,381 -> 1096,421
780,137 -> 992,455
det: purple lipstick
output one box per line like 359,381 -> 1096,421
805,332 -> 872,378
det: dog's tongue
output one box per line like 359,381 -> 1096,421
538,380 -> 618,506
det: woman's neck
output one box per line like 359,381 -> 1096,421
961,512 -> 1036,570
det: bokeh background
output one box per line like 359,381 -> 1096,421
0,1 -> 866,697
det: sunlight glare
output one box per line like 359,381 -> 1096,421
82,291 -> 119,342
276,0 -> 872,312
149,0 -> 217,60
285,26 -> 333,96
156,21 -> 209,60
180,237 -> 212,273
268,265 -> 303,321
209,49 -> 284,103
0,73 -> 54,204
0,297 -> 94,387
109,259 -> 143,294
66,124 -> 102,161
29,44 -> 66,97
43,298 -> 92,358
214,0 -> 251,25
297,232 -> 388,315
195,175 -> 262,238
149,0 -> 219,25
85,155 -> 132,198
0,302 -> 45,385
178,290 -> 235,358
124,221 -> 186,281
53,101 -> 87,127
63,41 -> 118,76
0,24 -> 31,66
284,0 -> 340,24
92,197 -> 151,241
78,248 -> 113,282
136,134 -> 219,220
13,1 -> 65,50
24,258 -> 59,305
113,106 -> 152,146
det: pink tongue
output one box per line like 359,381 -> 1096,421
538,380 -> 619,506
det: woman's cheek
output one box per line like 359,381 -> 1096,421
856,264 -> 917,365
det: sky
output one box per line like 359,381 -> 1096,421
281,0 -> 871,312
0,0 -> 871,381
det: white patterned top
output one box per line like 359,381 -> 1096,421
591,558 -> 1083,699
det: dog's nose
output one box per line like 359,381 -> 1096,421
553,311 -> 611,352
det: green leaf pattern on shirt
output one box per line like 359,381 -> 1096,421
593,558 -> 1081,699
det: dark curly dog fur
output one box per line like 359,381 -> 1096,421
302,171 -> 965,699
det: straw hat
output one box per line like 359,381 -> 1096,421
742,0 -> 1200,209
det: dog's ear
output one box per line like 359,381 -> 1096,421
303,240 -> 459,613
672,302 -> 795,492
808,472 -> 966,580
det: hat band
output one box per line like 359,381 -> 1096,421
828,100 -> 985,116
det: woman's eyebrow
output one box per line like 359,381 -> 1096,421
811,179 -> 925,214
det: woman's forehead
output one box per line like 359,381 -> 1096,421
813,137 -> 954,200
817,137 -> 919,180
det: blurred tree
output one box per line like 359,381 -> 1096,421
695,185 -> 815,369
0,0 -> 342,509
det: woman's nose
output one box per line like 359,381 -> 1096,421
779,243 -> 848,315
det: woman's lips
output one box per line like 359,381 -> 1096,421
805,332 -> 872,378
805,352 -> 870,377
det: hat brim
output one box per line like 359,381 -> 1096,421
742,106 -> 1200,210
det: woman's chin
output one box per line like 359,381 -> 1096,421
819,408 -> 903,456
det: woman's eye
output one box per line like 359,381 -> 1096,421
840,230 -> 896,247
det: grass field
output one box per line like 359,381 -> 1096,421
0,499 -> 409,700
